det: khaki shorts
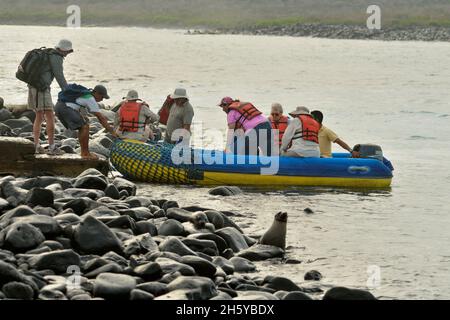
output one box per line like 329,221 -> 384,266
27,86 -> 54,111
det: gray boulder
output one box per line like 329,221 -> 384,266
323,287 -> 377,300
236,244 -> 284,261
73,216 -> 123,255
215,227 -> 248,252
2,222 -> 45,252
180,255 -> 217,278
133,262 -> 163,281
167,276 -> 217,300
93,273 -> 137,299
2,281 -> 34,300
166,208 -> 193,222
12,215 -> 62,236
25,188 -> 54,207
229,257 -> 256,272
112,177 -> 136,196
159,237 -> 197,257
28,249 -> 80,273
155,257 -> 196,276
208,186 -> 243,196
158,219 -> 185,236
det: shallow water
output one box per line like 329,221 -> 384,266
1,25 -> 450,299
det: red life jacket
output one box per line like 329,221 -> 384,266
119,101 -> 145,132
292,114 -> 320,144
228,101 -> 262,129
269,115 -> 289,145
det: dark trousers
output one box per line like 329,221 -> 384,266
233,121 -> 273,156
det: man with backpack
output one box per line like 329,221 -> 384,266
17,39 -> 73,155
55,84 -> 117,160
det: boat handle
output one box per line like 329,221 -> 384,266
348,166 -> 371,174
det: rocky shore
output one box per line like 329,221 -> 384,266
0,169 -> 378,300
188,24 -> 450,42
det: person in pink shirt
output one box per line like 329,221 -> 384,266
218,96 -> 273,156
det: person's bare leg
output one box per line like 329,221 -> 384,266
78,124 -> 97,159
33,111 -> 44,146
44,110 -> 55,146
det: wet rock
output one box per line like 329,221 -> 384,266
33,206 -> 58,217
0,108 -> 13,122
159,237 -> 197,257
167,276 -> 217,300
130,288 -> 154,300
136,282 -> 168,297
0,206 -> 36,228
39,240 -> 64,251
2,222 -> 45,252
215,227 -> 248,252
112,177 -> 136,196
4,118 -> 32,130
54,213 -> 81,228
155,257 -> 195,276
323,287 -> 377,300
0,197 -> 10,211
304,270 -> 323,281
208,186 -> 243,196
83,206 -> 120,219
283,291 -> 313,300
212,256 -> 235,275
104,184 -> 120,200
123,234 -> 159,256
0,123 -> 13,136
12,215 -> 62,237
229,257 -> 256,272
71,293 -> 92,300
74,175 -> 108,191
2,281 -> 34,300
21,176 -> 73,190
124,196 -> 152,208
102,251 -> 128,267
0,260 -> 36,290
133,262 -> 163,281
211,291 -> 233,300
135,221 -> 158,236
263,276 -> 301,292
1,181 -> 28,207
62,197 -> 100,215
188,233 -> 228,253
181,238 -> 219,256
38,289 -> 67,300
158,219 -> 185,236
236,244 -> 284,261
25,188 -> 54,207
73,216 -> 123,255
94,273 -> 136,300
106,215 -> 136,231
161,200 -> 179,211
118,207 -> 153,221
154,288 -> 198,300
28,249 -> 80,273
61,138 -> 78,149
64,188 -> 105,200
119,190 -> 129,199
85,262 -> 124,278
166,208 -> 193,222
234,291 -> 278,300
180,255 -> 217,278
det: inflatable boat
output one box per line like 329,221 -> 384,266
109,139 -> 393,188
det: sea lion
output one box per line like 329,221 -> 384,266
182,212 -> 215,234
259,212 -> 288,250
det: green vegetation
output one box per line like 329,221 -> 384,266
0,0 -> 449,28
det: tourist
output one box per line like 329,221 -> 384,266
164,88 -> 194,144
281,106 -> 320,158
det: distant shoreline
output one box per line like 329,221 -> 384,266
2,22 -> 450,42
188,24 -> 450,42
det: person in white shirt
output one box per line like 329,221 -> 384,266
55,84 -> 117,159
281,106 -> 320,158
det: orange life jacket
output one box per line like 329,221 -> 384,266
119,101 -> 145,132
292,114 -> 320,144
228,101 -> 262,129
269,115 -> 289,145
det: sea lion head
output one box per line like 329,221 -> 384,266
190,212 -> 209,229
274,211 -> 288,223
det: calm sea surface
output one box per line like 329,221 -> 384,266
1,25 -> 450,299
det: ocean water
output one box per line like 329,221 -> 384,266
1,25 -> 450,299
